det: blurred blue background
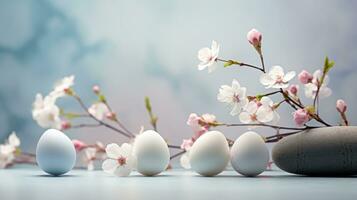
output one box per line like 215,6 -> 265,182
0,0 -> 356,154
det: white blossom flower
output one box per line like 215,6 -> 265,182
239,97 -> 279,124
304,70 -> 332,99
239,101 -> 259,124
32,94 -> 62,129
201,113 -> 216,124
8,132 -> 20,147
260,66 -> 296,89
197,40 -> 220,73
0,132 -> 20,169
84,147 -> 97,171
88,102 -> 110,120
50,75 -> 75,98
0,145 -> 15,168
102,143 -> 136,177
180,151 -> 191,169
217,79 -> 248,116
256,97 -> 280,124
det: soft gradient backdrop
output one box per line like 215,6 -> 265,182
0,0 -> 356,159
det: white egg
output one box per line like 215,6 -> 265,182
133,130 -> 170,176
189,131 -> 230,176
36,129 -> 76,176
230,131 -> 269,177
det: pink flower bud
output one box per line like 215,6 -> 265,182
180,138 -> 194,151
298,70 -> 313,84
288,84 -> 299,96
187,113 -> 209,139
336,99 -> 347,113
247,29 -> 262,48
293,109 -> 310,126
61,121 -> 71,130
72,139 -> 87,151
92,85 -> 100,94
106,112 -> 116,120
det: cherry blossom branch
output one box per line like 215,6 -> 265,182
259,90 -> 281,97
101,98 -> 135,137
264,130 -> 301,143
72,94 -> 134,138
168,144 -> 182,149
339,112 -> 349,126
216,58 -> 265,72
279,90 -> 331,127
217,122 -> 315,131
21,152 -> 36,157
259,52 -> 266,73
145,97 -> 158,131
170,150 -> 186,160
71,123 -> 102,129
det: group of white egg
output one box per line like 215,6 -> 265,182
36,129 -> 269,177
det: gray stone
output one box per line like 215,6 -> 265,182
272,126 -> 357,176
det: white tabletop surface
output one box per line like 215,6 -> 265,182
0,166 -> 356,200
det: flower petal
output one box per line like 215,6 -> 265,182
211,40 -> 220,57
120,143 -> 133,158
319,87 -> 332,98
245,101 -> 258,114
283,71 -> 296,82
231,79 -> 241,90
8,132 -> 20,147
239,112 -> 252,124
270,66 -> 284,77
257,106 -> 274,123
260,74 -> 274,86
180,152 -> 191,169
260,96 -> 273,107
114,164 -> 133,177
230,103 -> 242,116
102,159 -> 118,174
105,143 -> 121,159
197,48 -> 211,62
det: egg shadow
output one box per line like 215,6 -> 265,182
28,174 -> 81,178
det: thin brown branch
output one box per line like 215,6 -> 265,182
220,123 -> 313,131
72,94 -> 133,138
168,144 -> 182,149
217,58 -> 264,72
259,52 -> 266,73
71,123 -> 102,129
102,101 -> 135,137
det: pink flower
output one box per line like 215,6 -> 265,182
288,84 -> 299,96
247,29 -> 262,48
61,121 -> 71,130
298,70 -> 313,84
293,109 -> 310,126
180,138 -> 194,151
72,139 -> 87,151
106,112 -> 116,120
186,113 -> 217,147
336,99 -> 347,113
92,85 -> 100,94
186,113 -> 208,136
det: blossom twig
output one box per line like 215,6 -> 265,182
72,94 -> 133,138
217,122 -> 315,131
101,98 -> 135,137
145,96 -> 158,131
71,123 -> 102,129
168,144 -> 182,149
217,58 -> 264,72
259,52 -> 266,73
